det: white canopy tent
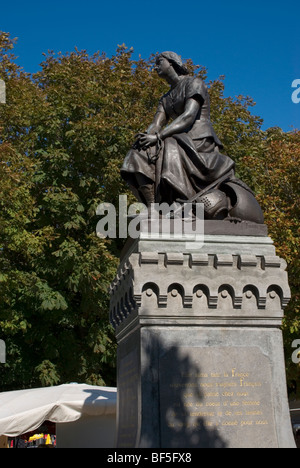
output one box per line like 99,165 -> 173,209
0,383 -> 117,448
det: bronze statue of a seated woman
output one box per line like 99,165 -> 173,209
121,51 -> 264,224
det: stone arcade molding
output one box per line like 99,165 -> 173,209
109,249 -> 291,332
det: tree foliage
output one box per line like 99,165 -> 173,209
0,32 -> 298,392
242,128 -> 300,389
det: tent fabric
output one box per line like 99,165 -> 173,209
0,383 -> 117,437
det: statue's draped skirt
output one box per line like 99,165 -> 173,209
121,133 -> 235,204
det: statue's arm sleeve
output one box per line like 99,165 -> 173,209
185,78 -> 206,105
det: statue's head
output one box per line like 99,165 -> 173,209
156,51 -> 189,76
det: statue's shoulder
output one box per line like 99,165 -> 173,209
184,75 -> 208,100
187,75 -> 207,88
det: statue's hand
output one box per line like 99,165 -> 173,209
135,132 -> 158,149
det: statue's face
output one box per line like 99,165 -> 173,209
155,56 -> 172,78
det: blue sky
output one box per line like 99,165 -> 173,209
1,0 -> 299,131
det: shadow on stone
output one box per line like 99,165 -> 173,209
140,332 -> 227,448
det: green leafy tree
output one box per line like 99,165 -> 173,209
242,128 -> 300,393
0,35 -> 121,389
0,32 -> 298,393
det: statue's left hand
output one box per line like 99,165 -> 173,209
135,132 -> 158,149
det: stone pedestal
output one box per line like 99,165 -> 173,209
109,224 -> 296,448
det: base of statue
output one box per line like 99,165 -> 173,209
109,222 -> 295,448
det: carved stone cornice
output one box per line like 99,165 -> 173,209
109,236 -> 291,336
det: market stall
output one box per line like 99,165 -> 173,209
0,383 -> 117,448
